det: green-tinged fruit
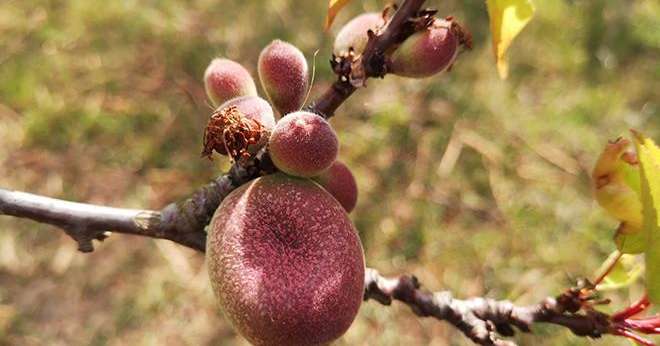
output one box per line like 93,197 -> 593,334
269,111 -> 339,177
388,19 -> 459,78
315,161 -> 358,213
258,40 -> 308,115
333,12 -> 385,56
207,173 -> 365,346
204,58 -> 258,107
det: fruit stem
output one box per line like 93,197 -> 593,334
592,250 -> 623,287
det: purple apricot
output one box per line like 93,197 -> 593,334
388,18 -> 459,78
333,12 -> 385,56
207,173 -> 365,346
204,58 -> 258,107
258,40 -> 308,115
268,111 -> 339,178
315,161 -> 358,213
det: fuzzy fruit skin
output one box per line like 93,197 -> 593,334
269,111 -> 339,178
315,161 -> 358,213
388,19 -> 458,78
204,58 -> 258,107
207,173 -> 365,346
258,40 -> 308,116
213,96 -> 276,156
333,12 -> 385,56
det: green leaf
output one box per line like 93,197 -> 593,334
592,138 -> 645,253
486,0 -> 535,79
633,131 -> 660,304
596,252 -> 643,291
615,223 -> 646,254
593,138 -> 643,230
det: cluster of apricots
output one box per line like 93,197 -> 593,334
204,12 -> 461,346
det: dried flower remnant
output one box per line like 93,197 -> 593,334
201,106 -> 269,163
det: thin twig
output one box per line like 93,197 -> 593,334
364,268 -> 614,346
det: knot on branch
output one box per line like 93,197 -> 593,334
63,227 -> 109,253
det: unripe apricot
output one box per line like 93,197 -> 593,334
212,96 -> 275,156
388,19 -> 459,78
315,161 -> 358,213
207,173 -> 365,346
333,12 -> 385,56
258,40 -> 308,116
269,111 -> 339,178
204,58 -> 258,107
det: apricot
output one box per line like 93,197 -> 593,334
258,40 -> 308,115
315,161 -> 358,213
207,173 -> 365,346
388,19 -> 459,78
333,12 -> 385,56
268,111 -> 339,178
204,58 -> 258,107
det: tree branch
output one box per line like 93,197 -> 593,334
0,148 -> 277,253
364,268 -> 614,346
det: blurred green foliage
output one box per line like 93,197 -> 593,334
0,0 -> 658,345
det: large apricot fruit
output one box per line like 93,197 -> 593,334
258,40 -> 308,115
268,111 -> 339,178
204,58 -> 258,107
333,12 -> 385,56
315,161 -> 358,213
207,173 -> 365,346
388,19 -> 459,78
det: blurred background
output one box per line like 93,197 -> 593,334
0,0 -> 658,345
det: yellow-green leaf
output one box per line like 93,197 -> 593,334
633,131 -> 660,303
325,0 -> 352,31
593,138 -> 643,231
486,0 -> 535,79
596,252 -> 644,291
615,223 -> 646,254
